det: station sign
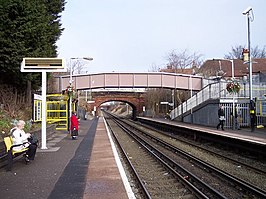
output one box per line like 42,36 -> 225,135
21,58 -> 66,72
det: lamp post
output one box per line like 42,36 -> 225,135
230,60 -> 236,130
226,60 -> 235,130
213,59 -> 235,129
243,75 -> 247,97
69,57 -> 93,132
190,75 -> 193,123
243,7 -> 255,132
172,89 -> 175,119
242,7 -> 253,101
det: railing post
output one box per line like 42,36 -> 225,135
196,93 -> 198,106
219,79 -> 221,98
181,103 -> 184,122
202,88 -> 204,102
209,84 -> 211,99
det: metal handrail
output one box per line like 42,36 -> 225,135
170,80 -> 256,120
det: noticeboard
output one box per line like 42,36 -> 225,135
21,58 -> 67,72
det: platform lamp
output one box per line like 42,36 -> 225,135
242,7 -> 256,132
242,7 -> 255,131
190,69 -> 196,124
213,59 -> 236,129
69,57 -> 93,132
242,7 -> 253,101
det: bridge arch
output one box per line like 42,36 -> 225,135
86,93 -> 145,119
97,99 -> 137,119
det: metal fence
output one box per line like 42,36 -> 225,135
222,103 -> 250,128
170,80 -> 266,127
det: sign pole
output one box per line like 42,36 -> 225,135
21,58 -> 66,150
41,71 -> 47,149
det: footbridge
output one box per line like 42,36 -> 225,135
53,72 -> 203,92
51,72 -> 203,122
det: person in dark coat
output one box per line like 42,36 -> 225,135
217,105 -> 225,130
231,105 -> 240,130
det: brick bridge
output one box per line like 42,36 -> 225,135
85,92 -> 145,119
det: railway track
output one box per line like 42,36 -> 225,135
106,116 -> 213,198
104,112 -> 266,198
133,120 -> 266,177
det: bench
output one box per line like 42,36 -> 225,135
4,136 -> 29,171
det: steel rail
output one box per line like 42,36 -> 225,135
107,112 -> 223,199
137,121 -> 266,175
124,118 -> 266,198
104,116 -> 152,199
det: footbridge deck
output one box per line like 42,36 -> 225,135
53,72 -> 203,92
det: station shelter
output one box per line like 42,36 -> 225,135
33,94 -> 76,130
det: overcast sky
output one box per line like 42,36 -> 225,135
56,0 -> 266,73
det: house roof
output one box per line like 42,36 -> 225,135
160,68 -> 195,75
198,58 -> 266,78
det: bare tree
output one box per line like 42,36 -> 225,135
165,49 -> 203,71
224,45 -> 244,59
150,49 -> 203,109
67,59 -> 87,75
224,45 -> 266,59
144,88 -> 173,117
148,63 -> 161,72
252,46 -> 266,58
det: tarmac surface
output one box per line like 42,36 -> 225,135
0,118 -> 97,199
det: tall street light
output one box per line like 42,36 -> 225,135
69,57 -> 93,131
242,7 -> 253,101
243,7 -> 255,131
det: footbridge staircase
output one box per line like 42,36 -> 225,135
171,80 -> 266,128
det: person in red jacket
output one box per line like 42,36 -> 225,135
70,112 -> 79,139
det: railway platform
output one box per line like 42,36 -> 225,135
138,117 -> 266,145
0,117 -> 134,199
1,115 -> 265,199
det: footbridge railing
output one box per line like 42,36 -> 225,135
170,81 -> 251,120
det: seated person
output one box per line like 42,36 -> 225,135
11,120 -> 37,162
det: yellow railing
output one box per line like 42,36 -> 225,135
33,94 -> 72,130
